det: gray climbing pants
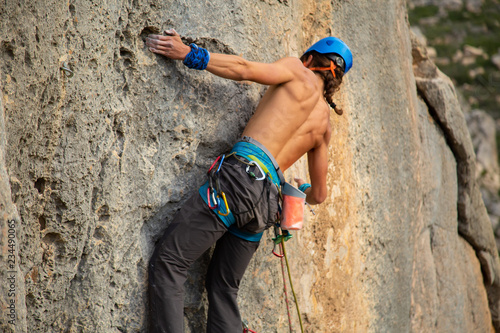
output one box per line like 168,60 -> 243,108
148,193 -> 260,333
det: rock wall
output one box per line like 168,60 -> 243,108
408,0 -> 500,260
1,0 -> 499,332
411,32 -> 498,331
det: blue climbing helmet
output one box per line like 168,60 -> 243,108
304,37 -> 353,74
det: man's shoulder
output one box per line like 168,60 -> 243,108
275,57 -> 303,67
273,57 -> 315,83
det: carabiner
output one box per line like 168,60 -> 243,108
216,154 -> 225,174
217,191 -> 230,216
207,188 -> 217,209
272,242 -> 284,258
208,155 -> 221,174
60,62 -> 74,78
306,202 -> 316,215
246,161 -> 266,180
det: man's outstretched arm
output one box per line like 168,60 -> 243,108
295,131 -> 330,205
146,29 -> 300,85
305,143 -> 329,205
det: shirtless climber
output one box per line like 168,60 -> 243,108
146,29 -> 352,332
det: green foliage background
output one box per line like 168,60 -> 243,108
409,1 -> 500,118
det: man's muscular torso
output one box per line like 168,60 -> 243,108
242,58 -> 331,171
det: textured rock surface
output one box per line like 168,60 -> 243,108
411,34 -> 496,331
0,0 -> 499,332
466,109 -> 500,240
0,82 -> 28,332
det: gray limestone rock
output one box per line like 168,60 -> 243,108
466,109 -> 500,231
0,82 -> 28,333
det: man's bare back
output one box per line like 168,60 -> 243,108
238,56 -> 332,204
241,57 -> 331,172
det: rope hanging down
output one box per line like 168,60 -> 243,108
273,227 -> 304,333
243,228 -> 304,333
281,235 -> 304,333
278,241 -> 294,332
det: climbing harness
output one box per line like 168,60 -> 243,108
239,136 -> 286,185
206,152 -> 271,218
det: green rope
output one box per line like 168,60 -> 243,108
281,237 -> 304,333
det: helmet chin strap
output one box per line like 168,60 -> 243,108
304,60 -> 337,78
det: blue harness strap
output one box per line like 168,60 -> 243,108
239,136 -> 285,186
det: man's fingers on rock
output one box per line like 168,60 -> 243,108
147,39 -> 171,52
148,34 -> 162,40
154,43 -> 173,53
145,38 -> 158,48
147,35 -> 171,44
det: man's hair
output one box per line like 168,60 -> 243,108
300,51 -> 345,115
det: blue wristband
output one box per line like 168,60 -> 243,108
183,43 -> 210,70
298,183 -> 311,193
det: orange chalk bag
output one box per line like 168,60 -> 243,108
280,182 -> 306,230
